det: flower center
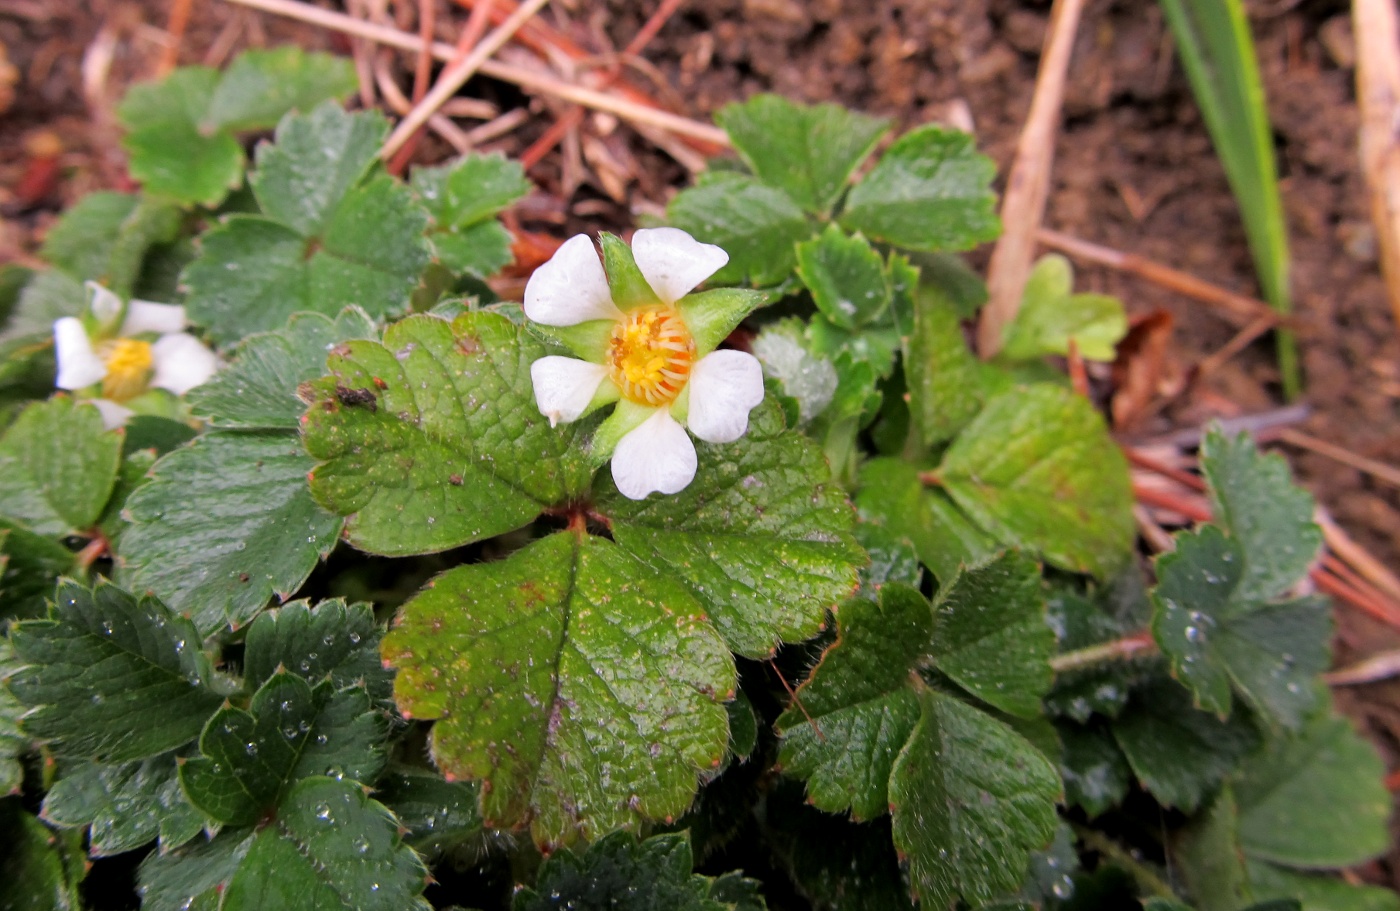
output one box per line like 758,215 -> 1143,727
100,338 -> 154,402
607,305 -> 695,406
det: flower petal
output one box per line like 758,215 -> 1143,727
632,227 -> 729,305
530,356 -> 609,427
611,409 -> 697,500
90,399 -> 135,430
523,234 -> 622,326
119,300 -> 188,336
85,281 -> 123,330
150,333 -> 219,394
685,349 -> 765,443
53,317 -> 107,390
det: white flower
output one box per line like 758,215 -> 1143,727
524,228 -> 765,500
53,283 -> 219,428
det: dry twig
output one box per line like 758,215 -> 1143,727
1353,0 -> 1400,329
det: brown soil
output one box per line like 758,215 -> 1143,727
4,0 -> 1400,889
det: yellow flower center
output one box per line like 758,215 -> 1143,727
100,338 -> 154,402
607,305 -> 695,406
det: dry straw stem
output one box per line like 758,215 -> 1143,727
221,0 -> 730,147
976,0 -> 1089,358
1353,0 -> 1400,330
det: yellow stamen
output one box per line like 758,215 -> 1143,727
607,305 -> 695,406
100,338 -> 154,402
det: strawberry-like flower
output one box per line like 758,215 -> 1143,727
53,282 -> 218,428
524,228 -> 765,500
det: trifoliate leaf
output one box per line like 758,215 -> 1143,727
202,48 -> 357,133
1234,709 -> 1389,869
889,687 -> 1061,909
999,256 -> 1128,363
856,459 -> 997,586
776,585 -> 930,821
1201,428 -> 1322,604
138,776 -> 430,911
840,126 -> 1000,252
751,319 -> 838,424
1151,524 -> 1330,728
1057,722 -> 1130,817
180,671 -> 385,826
795,225 -> 891,329
189,307 -> 378,430
930,551 -> 1053,718
118,67 -> 245,206
303,312 -> 594,556
1247,860 -> 1400,911
1110,676 -> 1259,813
242,598 -> 391,704
0,398 -> 122,536
0,637 -> 25,795
715,94 -> 890,215
383,531 -> 735,846
42,751 -> 202,855
936,384 -> 1135,579
596,399 -> 864,658
905,279 -> 1009,446
513,831 -> 729,911
412,151 -> 531,229
8,579 -> 222,762
0,801 -> 84,911
121,431 -> 343,634
0,518 -> 75,623
373,769 -> 482,854
666,171 -> 814,286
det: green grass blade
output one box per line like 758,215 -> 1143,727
1159,0 -> 1299,398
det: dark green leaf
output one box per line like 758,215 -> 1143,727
1057,722 -> 1130,817
37,192 -> 180,296
0,801 -> 84,911
666,172 -> 814,286
840,127 -> 1000,252
1247,860 -> 1400,911
776,585 -> 931,820
2,270 -> 84,343
0,518 -> 75,623
0,397 -> 122,535
242,598 -> 391,703
121,431 -> 344,634
856,459 -> 997,586
889,687 -> 1060,909
0,638 -> 25,794
118,67 -> 244,206
203,48 -> 357,132
513,831 -> 725,911
715,94 -> 889,215
795,225 -> 891,329
937,384 -> 1135,578
8,579 -> 222,762
373,769 -> 482,854
853,519 -> 922,595
597,399 -> 864,657
383,531 -> 734,846
1175,786 -> 1254,911
42,751 -> 201,855
304,312 -> 593,556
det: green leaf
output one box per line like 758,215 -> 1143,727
596,399 -> 864,657
180,672 -> 385,825
0,398 -> 122,535
8,579 -> 222,762
0,801 -> 84,911
383,531 -> 734,846
856,459 -> 997,586
840,126 -> 1000,252
1044,581 -> 1155,722
42,751 -> 202,855
715,94 -> 890,215
513,831 -> 730,911
750,318 -> 838,424
930,551 -> 1053,718
1247,860 -> 1400,911
2,270 -> 84,344
203,48 -> 357,133
121,431 -> 344,634
242,598 -> 392,704
999,256 -> 1127,362
1235,709 -> 1389,869
40,191 -> 174,294
1151,524 -> 1331,728
1110,676 -> 1259,813
0,638 -> 26,795
889,687 -> 1061,909
189,307 -> 378,430
434,220 -> 515,278
1201,428 -> 1322,603
776,585 -> 931,820
0,518 -> 75,623
373,769 -> 482,854
937,384 -> 1135,578
1057,722 -> 1130,817
303,312 -> 593,556
905,279 -> 1009,446
795,225 -> 891,329
1175,786 -> 1255,911
413,151 -> 531,229
118,67 -> 244,206
138,776 -> 430,911
666,171 -> 814,286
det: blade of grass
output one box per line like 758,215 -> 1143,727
1158,0 -> 1299,398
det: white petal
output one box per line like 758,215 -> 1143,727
150,333 -> 219,394
523,234 -> 622,326
632,227 -> 729,305
90,399 -> 134,429
611,409 -> 697,500
53,317 -> 107,390
119,300 -> 188,336
530,356 -> 608,427
85,281 -> 123,328
686,349 -> 765,443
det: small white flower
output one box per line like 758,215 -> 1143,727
53,282 -> 219,428
524,228 -> 765,500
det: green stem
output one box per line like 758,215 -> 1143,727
1071,823 -> 1178,900
1049,631 -> 1157,675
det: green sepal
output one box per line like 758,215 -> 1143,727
530,317 -> 615,364
678,287 -> 770,356
589,398 -> 657,466
600,232 -> 661,310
